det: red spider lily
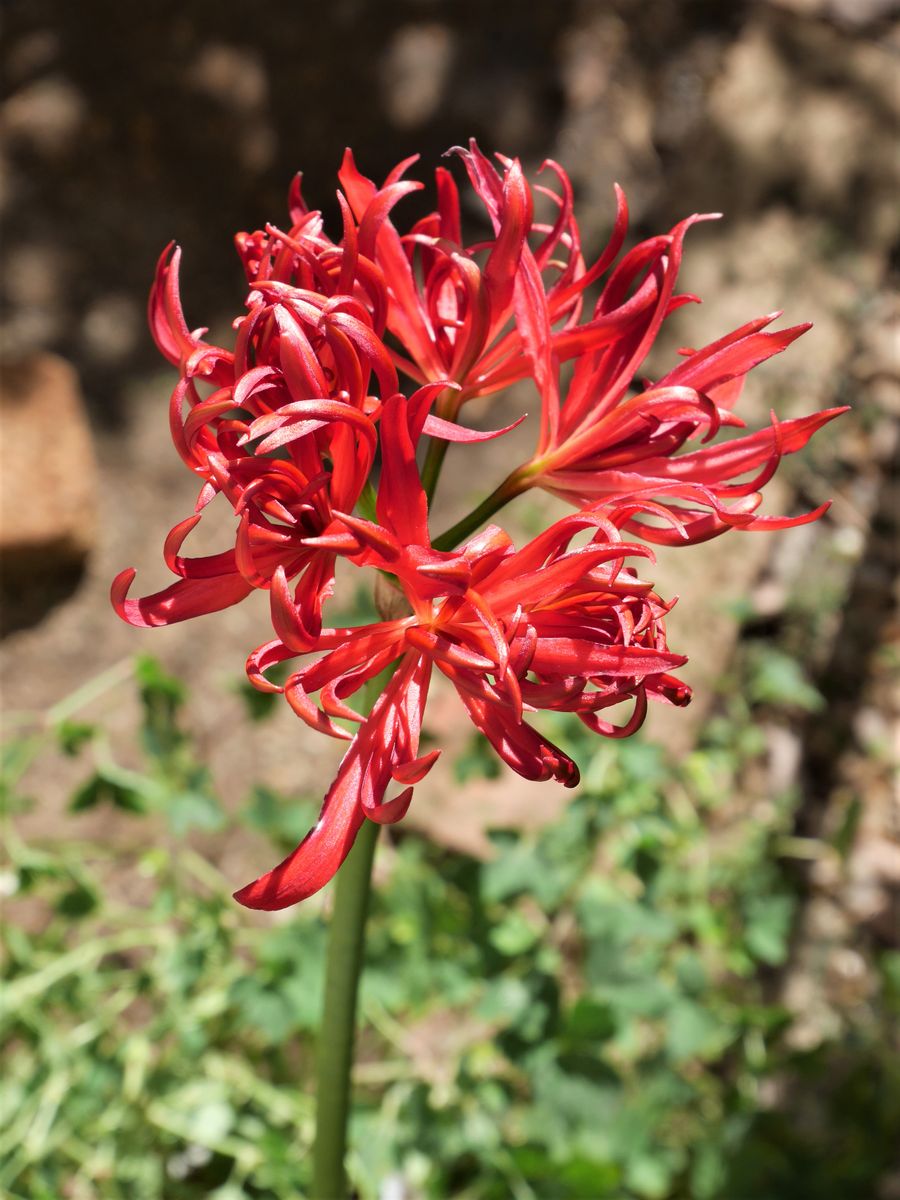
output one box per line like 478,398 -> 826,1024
235,394 -> 689,909
114,143 -> 844,911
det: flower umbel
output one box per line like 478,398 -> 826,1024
113,144 -> 845,909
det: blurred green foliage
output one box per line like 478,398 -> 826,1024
1,653 -> 896,1199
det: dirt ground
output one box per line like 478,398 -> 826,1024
2,0 -> 898,1038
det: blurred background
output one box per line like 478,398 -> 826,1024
1,1 -> 898,1198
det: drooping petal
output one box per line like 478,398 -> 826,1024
233,765 -> 367,909
270,564 -> 319,652
236,653 -> 433,909
163,514 -> 239,579
111,567 -> 252,628
456,687 -> 580,787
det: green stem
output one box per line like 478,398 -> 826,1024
432,470 -> 531,552
419,384 -> 464,503
45,656 -> 134,725
420,430 -> 449,503
311,681 -> 384,1198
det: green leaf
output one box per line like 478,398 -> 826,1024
625,1152 -> 675,1199
183,1097 -> 234,1145
240,785 -> 316,848
526,1044 -> 621,1153
745,894 -> 793,965
234,679 -> 280,723
746,647 -> 824,713
563,998 -> 617,1044
880,950 -> 900,1016
832,796 -> 862,859
476,976 -> 531,1025
209,1186 -> 248,1200
134,653 -> 185,704
69,769 -> 148,814
480,802 -> 592,912
1,733 -> 42,791
691,1140 -> 728,1199
481,833 -> 541,904
576,883 -> 677,946
55,881 -> 99,918
55,720 -> 97,756
230,978 -> 296,1044
674,950 -> 708,996
488,910 -> 540,956
665,1000 -> 725,1063
166,789 -> 225,836
454,732 -> 501,783
135,654 -> 187,761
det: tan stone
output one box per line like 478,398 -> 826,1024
0,352 -> 97,569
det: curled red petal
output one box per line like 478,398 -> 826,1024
742,499 -> 833,531
422,412 -> 527,443
284,672 -> 355,741
111,567 -> 252,628
391,749 -> 441,786
579,688 -> 649,739
245,639 -> 295,693
365,786 -> 414,825
458,688 -> 580,787
405,380 -> 460,443
270,565 -> 318,653
234,770 -> 366,909
163,514 -> 238,579
238,653 -> 432,909
148,243 -> 193,367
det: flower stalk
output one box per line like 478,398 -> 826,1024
110,140 -> 845,1192
432,468 -> 530,551
420,433 -> 449,503
312,798 -> 380,1199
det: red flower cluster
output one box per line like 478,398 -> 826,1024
113,144 -> 845,909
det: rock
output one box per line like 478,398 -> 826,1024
556,10 -> 663,233
379,23 -> 456,129
0,353 -> 97,632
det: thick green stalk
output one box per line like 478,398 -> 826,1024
311,816 -> 380,1198
432,469 -> 531,551
420,427 -> 450,502
419,384 -> 464,503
